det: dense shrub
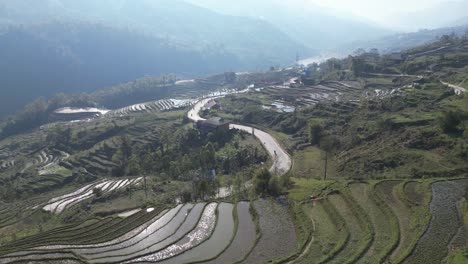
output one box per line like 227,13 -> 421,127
308,122 -> 323,145
439,110 -> 462,133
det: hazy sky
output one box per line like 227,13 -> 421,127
308,0 -> 445,15
305,0 -> 457,26
189,0 -> 468,30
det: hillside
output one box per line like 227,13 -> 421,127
186,0 -> 392,50
342,24 -> 468,54
0,34 -> 467,263
0,0 -> 310,117
0,22 -> 242,117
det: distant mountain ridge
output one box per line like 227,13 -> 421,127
0,0 -> 311,117
185,0 -> 393,50
0,0 -> 311,62
0,22 -> 245,117
342,24 -> 468,55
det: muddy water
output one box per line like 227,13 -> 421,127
204,201 -> 256,264
159,203 -> 235,264
82,204 -> 190,259
242,199 -> 296,264
126,203 -> 218,263
89,203 -> 206,263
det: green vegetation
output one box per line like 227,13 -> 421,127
1,31 -> 468,264
294,200 -> 349,264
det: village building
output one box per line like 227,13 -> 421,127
196,117 -> 230,133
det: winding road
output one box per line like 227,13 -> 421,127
188,98 -> 292,176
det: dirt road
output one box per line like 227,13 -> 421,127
230,124 -> 291,175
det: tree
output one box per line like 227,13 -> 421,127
128,156 -> 142,175
180,187 -> 193,203
369,48 -> 379,55
268,177 -> 281,196
351,56 -> 366,77
439,111 -> 462,133
320,136 -> 340,180
113,136 -> 132,176
353,48 -> 366,56
308,122 -> 322,145
197,179 -> 210,200
92,187 -> 103,198
200,142 -> 216,169
253,168 -> 272,195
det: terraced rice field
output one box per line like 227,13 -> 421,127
0,201 -> 288,264
295,199 -> 349,264
403,180 -> 468,264
242,199 -> 297,264
1,179 -> 467,264
29,149 -> 70,169
262,81 -> 362,107
203,201 -> 256,264
290,179 -> 468,264
325,192 -> 372,264
107,99 -> 195,117
0,159 -> 15,172
40,177 -> 143,214
374,181 -> 431,263
0,147 -> 70,175
348,183 -> 398,263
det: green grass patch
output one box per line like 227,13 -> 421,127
294,199 -> 350,264
292,147 -> 338,180
349,182 -> 399,263
449,250 -> 468,264
288,178 -> 335,202
326,192 -> 373,264
392,181 -> 432,263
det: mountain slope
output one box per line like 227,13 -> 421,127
342,24 -> 468,54
0,0 -> 310,117
0,0 -> 310,64
186,0 -> 392,50
0,22 -> 240,117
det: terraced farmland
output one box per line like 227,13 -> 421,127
107,99 -> 195,117
1,180 -> 467,264
0,147 -> 70,175
403,180 -> 468,264
348,183 -> 398,263
242,199 -> 297,264
261,81 -> 362,107
0,200 -> 295,264
288,179 -> 467,264
39,177 -> 143,214
0,160 -> 15,172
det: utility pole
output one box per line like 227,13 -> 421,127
324,151 -> 328,180
144,174 -> 148,201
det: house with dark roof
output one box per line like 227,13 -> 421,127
388,53 -> 406,62
196,117 -> 230,133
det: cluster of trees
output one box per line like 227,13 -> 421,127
439,110 -> 465,134
119,128 -> 267,181
222,97 -> 307,135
